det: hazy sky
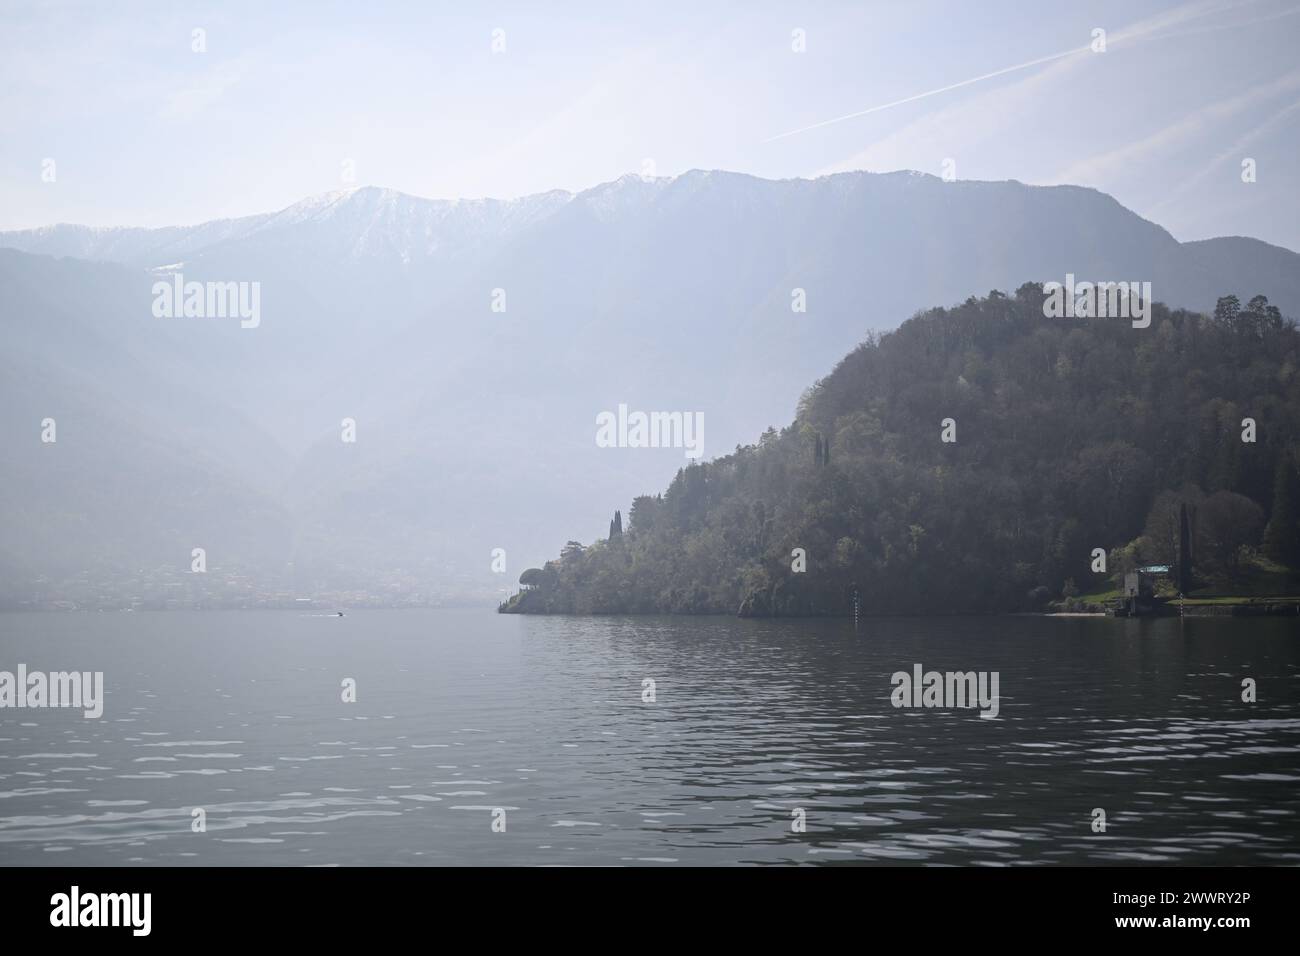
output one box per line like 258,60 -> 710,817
3,0 -> 1299,249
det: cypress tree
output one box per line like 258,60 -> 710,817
1264,451 -> 1300,564
1178,502 -> 1193,594
812,433 -> 830,467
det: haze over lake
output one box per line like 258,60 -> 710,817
1,609 -> 1296,866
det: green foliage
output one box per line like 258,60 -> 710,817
1137,486 -> 1268,586
504,289 -> 1300,615
1264,450 -> 1300,565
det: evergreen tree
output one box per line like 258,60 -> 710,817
1178,502 -> 1193,594
812,432 -> 830,467
1214,294 -> 1241,326
1264,451 -> 1300,565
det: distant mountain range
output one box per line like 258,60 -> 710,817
2,169 -> 1298,607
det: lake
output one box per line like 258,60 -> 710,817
0,609 -> 1296,866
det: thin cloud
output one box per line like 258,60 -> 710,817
1148,96 -> 1300,215
769,0 -> 1250,145
1053,68 -> 1300,186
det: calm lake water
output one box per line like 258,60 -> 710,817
0,609 -> 1297,866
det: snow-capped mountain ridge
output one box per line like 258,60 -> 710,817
11,168 -> 1259,269
1,182 -> 580,265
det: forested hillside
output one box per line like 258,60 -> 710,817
503,286 -> 1300,615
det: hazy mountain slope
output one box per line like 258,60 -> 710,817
0,253 -> 296,604
2,170 -> 1298,606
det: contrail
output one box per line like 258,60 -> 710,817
764,0 -> 1249,143
764,43 -> 1094,143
